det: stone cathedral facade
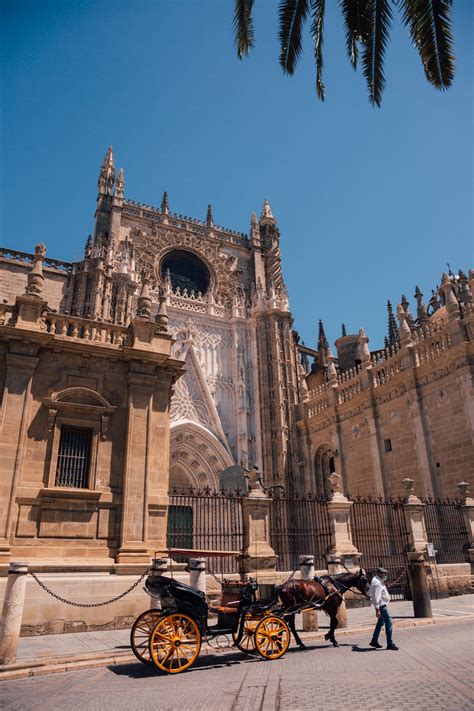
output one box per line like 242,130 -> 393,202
0,147 -> 472,571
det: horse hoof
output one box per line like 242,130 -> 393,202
332,642 -> 339,647
324,633 -> 330,641
298,644 -> 307,650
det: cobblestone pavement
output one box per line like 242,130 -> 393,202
12,594 -> 474,662
1,619 -> 472,710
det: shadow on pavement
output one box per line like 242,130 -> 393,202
351,644 -> 377,653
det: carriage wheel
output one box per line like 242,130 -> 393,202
149,613 -> 201,674
130,609 -> 162,664
254,616 -> 290,660
232,615 -> 259,653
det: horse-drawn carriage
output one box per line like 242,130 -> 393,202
130,549 -> 368,674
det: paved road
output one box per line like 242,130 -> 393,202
1,620 -> 472,710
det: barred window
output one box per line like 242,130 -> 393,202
55,426 -> 93,488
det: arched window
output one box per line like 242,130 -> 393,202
314,446 -> 334,499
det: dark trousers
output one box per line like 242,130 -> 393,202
371,605 -> 393,645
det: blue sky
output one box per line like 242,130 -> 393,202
1,0 -> 472,350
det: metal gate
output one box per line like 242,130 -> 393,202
269,492 -> 332,572
350,497 -> 411,600
422,498 -> 469,563
167,488 -> 244,575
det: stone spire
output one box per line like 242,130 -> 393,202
387,301 -> 399,346
206,203 -> 213,229
317,319 -> 329,366
249,211 -> 261,247
341,323 -> 347,337
84,235 -> 93,259
25,243 -> 46,296
161,191 -> 169,215
98,146 -> 115,196
259,198 -> 276,225
115,168 -> 125,199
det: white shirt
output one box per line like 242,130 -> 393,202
369,575 -> 391,609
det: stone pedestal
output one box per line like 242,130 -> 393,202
326,475 -> 361,565
0,563 -> 28,665
402,478 -> 428,556
241,470 -> 277,574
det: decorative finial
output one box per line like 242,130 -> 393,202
414,285 -> 428,323
327,347 -> 337,383
457,481 -> 471,502
161,191 -> 169,215
156,289 -> 169,332
115,168 -> 125,199
397,303 -> 412,343
25,243 -> 46,296
358,327 -> 370,362
136,273 -> 152,319
342,323 -> 347,337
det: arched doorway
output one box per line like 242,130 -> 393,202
169,420 -> 234,492
314,445 -> 335,499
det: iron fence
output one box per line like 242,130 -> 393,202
350,497 -> 410,600
269,492 -> 332,572
167,488 -> 244,575
421,498 -> 469,564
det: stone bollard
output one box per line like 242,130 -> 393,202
189,558 -> 206,594
0,562 -> 28,665
299,555 -> 318,632
149,558 -> 168,608
407,554 -> 433,618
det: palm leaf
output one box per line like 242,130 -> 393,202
339,0 -> 372,69
400,0 -> 454,89
362,0 -> 393,107
234,0 -> 255,59
279,0 -> 310,75
310,0 -> 326,100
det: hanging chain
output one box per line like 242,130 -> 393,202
29,569 -> 150,607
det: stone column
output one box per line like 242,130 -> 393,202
299,555 -> 318,631
189,558 -> 206,594
0,562 -> 28,665
325,473 -> 362,629
241,468 -> 277,573
457,482 -> 474,563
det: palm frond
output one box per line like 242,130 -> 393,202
362,0 -> 393,107
339,0 -> 372,69
400,0 -> 454,89
278,0 -> 310,75
310,0 -> 326,100
234,0 -> 255,59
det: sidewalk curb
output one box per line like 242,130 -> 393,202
1,614 -> 473,682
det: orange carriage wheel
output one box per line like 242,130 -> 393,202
130,609 -> 162,664
149,613 -> 201,674
254,615 -> 290,660
232,614 -> 259,653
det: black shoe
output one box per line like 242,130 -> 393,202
387,644 -> 399,650
369,641 -> 383,649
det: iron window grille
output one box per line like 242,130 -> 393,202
55,425 -> 93,488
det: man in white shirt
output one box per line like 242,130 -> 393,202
368,566 -> 399,650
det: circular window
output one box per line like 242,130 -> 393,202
161,250 -> 210,295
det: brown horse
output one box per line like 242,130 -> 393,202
278,568 -> 368,648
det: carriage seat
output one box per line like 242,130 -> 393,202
209,600 -> 240,617
145,575 -> 206,601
